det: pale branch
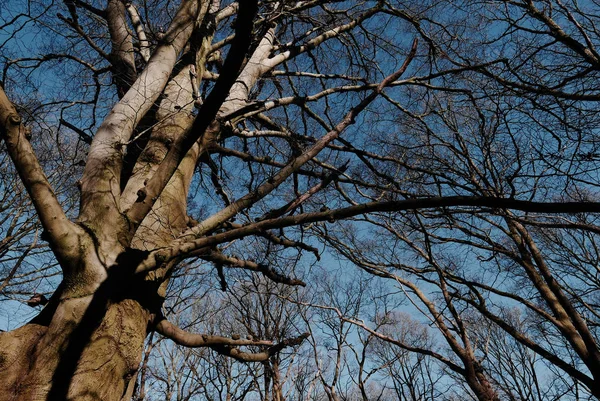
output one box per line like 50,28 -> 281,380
79,0 -> 202,222
221,79 -> 418,122
136,194 -> 600,273
155,318 -> 273,347
125,0 -> 259,229
200,250 -> 306,286
155,317 -> 309,362
0,86 -> 80,264
118,1 -> 220,214
267,4 -> 383,68
230,62 -> 498,122
209,34 -> 234,53
231,128 -> 290,138
211,332 -> 309,363
216,5 -> 392,120
218,26 -> 278,116
106,0 -> 137,96
269,70 -> 367,81
124,1 -> 150,62
215,1 -> 238,23
202,70 -> 219,80
178,39 -> 419,240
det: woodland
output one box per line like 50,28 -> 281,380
2,0 -> 600,400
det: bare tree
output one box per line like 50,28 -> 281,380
2,0 -> 600,400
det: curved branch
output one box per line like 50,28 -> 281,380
137,194 -> 600,273
0,86 -> 80,265
155,317 -> 309,362
79,0 -> 202,225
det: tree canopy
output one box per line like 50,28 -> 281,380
2,0 -> 600,400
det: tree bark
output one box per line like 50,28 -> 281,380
0,281 -> 150,401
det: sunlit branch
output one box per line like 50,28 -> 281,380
125,1 -> 150,62
0,86 -> 80,265
125,0 -> 259,230
155,317 -> 309,362
80,0 -> 202,223
267,4 -> 383,67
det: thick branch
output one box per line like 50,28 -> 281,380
0,86 -> 79,264
79,0 -> 201,224
125,0 -> 259,229
211,332 -> 309,363
106,0 -> 137,97
155,318 -> 309,362
155,318 -> 273,347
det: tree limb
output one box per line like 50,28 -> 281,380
125,0 -> 260,230
106,0 -> 137,97
125,1 -> 150,62
79,0 -> 201,227
155,317 -> 309,362
136,194 -> 600,273
0,85 -> 80,264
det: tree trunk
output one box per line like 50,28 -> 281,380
0,259 -> 151,401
